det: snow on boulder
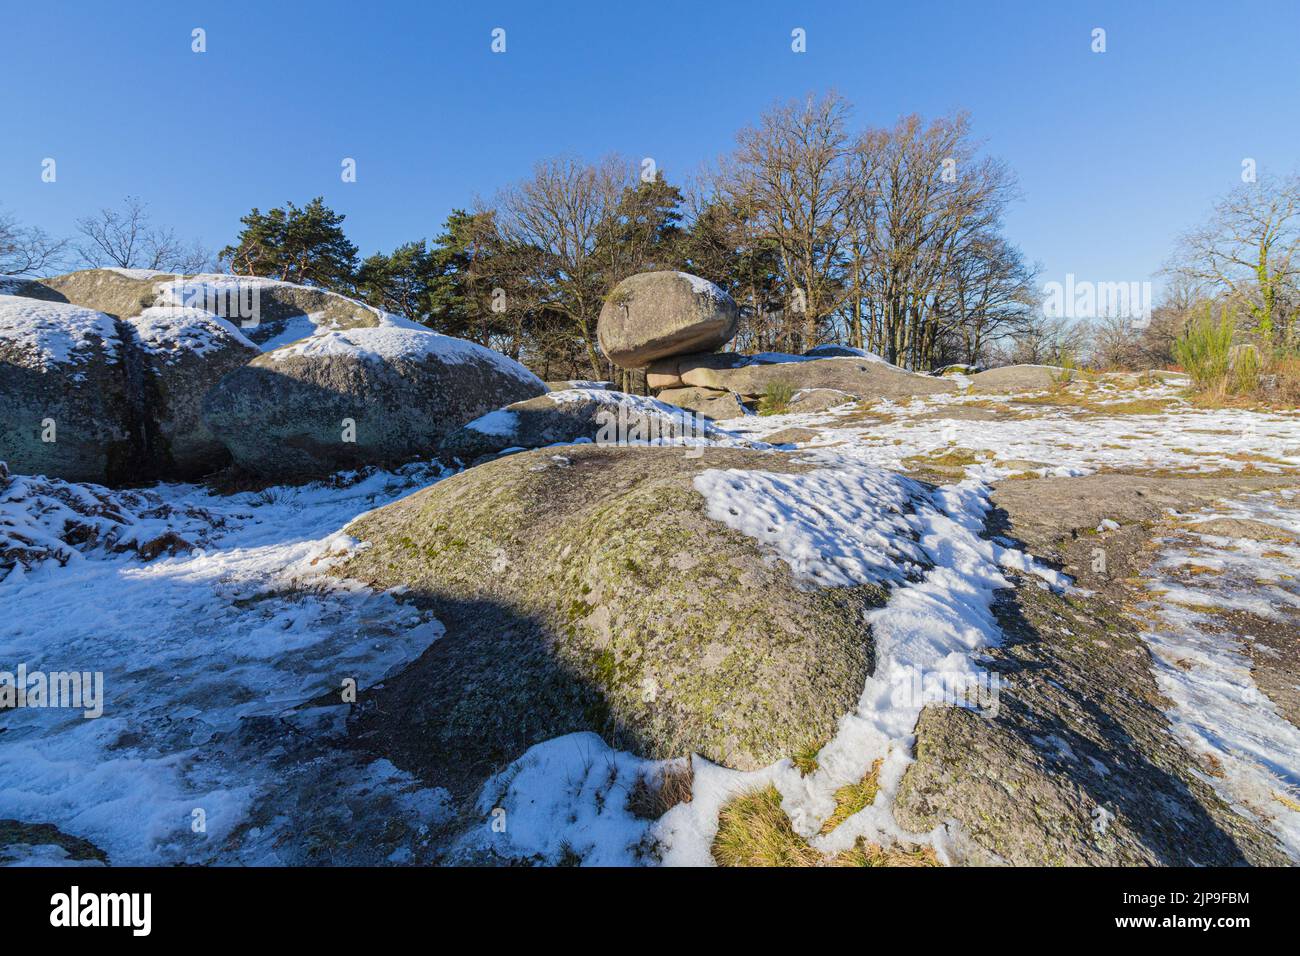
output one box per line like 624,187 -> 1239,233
22,269 -> 392,351
437,388 -> 757,464
597,271 -> 738,369
804,343 -> 891,362
338,443 -> 895,791
125,307 -> 261,478
0,295 -> 135,484
202,317 -> 547,480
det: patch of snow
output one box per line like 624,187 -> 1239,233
464,408 -> 519,438
268,316 -> 545,388
127,307 -> 257,363
1138,489 -> 1300,859
0,295 -> 120,368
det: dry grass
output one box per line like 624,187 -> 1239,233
711,786 -> 821,867
819,759 -> 882,834
902,447 -> 988,470
711,779 -> 940,867
792,740 -> 825,777
829,838 -> 941,868
626,761 -> 693,820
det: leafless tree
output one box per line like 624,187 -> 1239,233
718,91 -> 854,351
1168,170 -> 1300,348
0,209 -> 67,276
75,197 -> 212,273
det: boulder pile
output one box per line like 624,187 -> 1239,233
596,271 -> 957,418
0,270 -> 545,484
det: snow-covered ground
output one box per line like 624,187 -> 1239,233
3,375 -> 1299,865
1138,490 -> 1300,859
1,466 -> 453,865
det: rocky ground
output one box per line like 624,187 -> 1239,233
2,359 -> 1298,866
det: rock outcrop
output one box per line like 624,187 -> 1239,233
125,307 -> 261,478
202,321 -> 546,480
437,388 -> 746,464
0,296 -> 134,484
339,444 -> 885,793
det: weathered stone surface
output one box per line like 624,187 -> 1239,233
893,472 -> 1300,865
203,325 -> 545,480
339,444 -> 884,794
683,356 -> 957,400
0,296 -> 134,483
967,364 -> 1070,393
438,389 -> 725,463
646,351 -> 745,390
787,387 -> 856,413
654,386 -> 750,421
125,308 -> 261,478
597,272 -> 738,368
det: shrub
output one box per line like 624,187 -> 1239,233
1173,305 -> 1234,392
758,380 -> 796,415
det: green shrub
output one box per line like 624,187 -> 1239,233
1173,305 -> 1234,392
758,380 -> 796,415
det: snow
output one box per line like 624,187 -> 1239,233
0,464 -> 452,864
1138,490 -> 1300,859
0,295 -> 120,368
127,307 -> 257,363
673,271 -> 732,304
463,408 -> 520,438
4,365 -> 1298,867
267,314 -> 545,388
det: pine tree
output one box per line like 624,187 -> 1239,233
220,197 -> 358,290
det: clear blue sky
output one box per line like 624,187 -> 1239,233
2,0 -> 1297,296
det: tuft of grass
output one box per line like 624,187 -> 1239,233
626,762 -> 693,820
792,740 -> 825,777
819,759 -> 883,834
711,785 -> 820,867
830,838 -> 941,867
711,784 -> 944,867
758,380 -> 796,416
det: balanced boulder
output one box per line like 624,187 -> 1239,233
597,271 -> 738,368
202,319 -> 546,480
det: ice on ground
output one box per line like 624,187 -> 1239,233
0,295 -> 121,367
0,464 -> 451,865
1139,489 -> 1300,859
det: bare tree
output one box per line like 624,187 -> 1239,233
719,91 -> 853,351
0,209 -> 67,276
75,197 -> 212,273
1169,171 -> 1300,348
493,156 -> 631,378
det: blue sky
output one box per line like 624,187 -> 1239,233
2,0 -> 1297,296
